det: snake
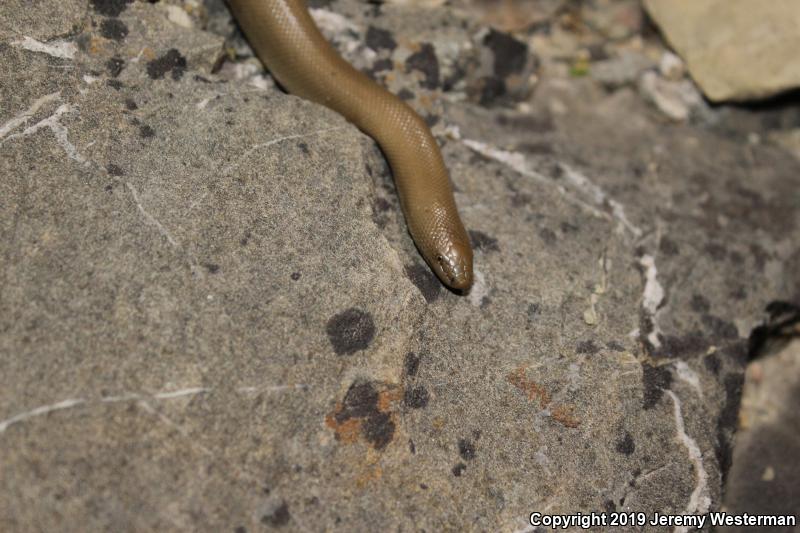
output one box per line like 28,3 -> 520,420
227,0 -> 474,290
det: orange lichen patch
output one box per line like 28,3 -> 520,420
551,404 -> 581,428
377,387 -> 403,412
87,36 -> 108,56
417,94 -> 433,111
507,367 -> 551,408
325,381 -> 399,450
355,465 -> 383,489
325,405 -> 362,444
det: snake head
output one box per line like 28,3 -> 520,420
432,241 -> 473,291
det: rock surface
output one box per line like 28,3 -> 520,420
644,0 -> 800,102
1,0 -> 799,531
725,332 -> 800,533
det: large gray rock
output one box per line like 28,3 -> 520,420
1,0 -> 799,531
644,0 -> 800,102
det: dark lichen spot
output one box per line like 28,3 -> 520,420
290,272 -> 301,281
124,98 -> 137,110
326,308 -> 375,355
139,124 -> 155,138
106,163 -> 124,176
659,237 -> 679,256
409,439 -> 416,454
297,142 -> 309,155
705,242 -> 727,261
261,501 -> 290,527
468,230 -> 499,253
576,340 -> 600,355
704,353 -> 721,375
527,303 -> 540,320
403,386 -> 429,409
483,29 -> 528,78
606,341 -> 625,352
397,88 -> 415,101
641,363 -> 672,409
476,75 -> 506,106
616,432 -> 635,455
371,197 -> 392,228
146,48 -> 187,80
458,439 -> 476,461
234,527 -> 247,533
561,221 -> 579,233
90,0 -> 132,17
366,57 -> 393,79
654,331 -> 709,358
452,463 -> 466,476
366,26 -> 396,52
539,228 -> 557,245
719,373 -> 744,431
404,264 -> 441,303
202,263 -> 219,274
702,314 -> 738,340
690,294 -> 710,313
106,79 -> 123,90
100,18 -> 128,41
404,352 -> 420,377
106,56 -> 125,77
338,380 -> 378,421
716,372 -> 744,485
362,412 -> 395,450
405,43 -> 439,90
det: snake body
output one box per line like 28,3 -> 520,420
228,0 -> 474,290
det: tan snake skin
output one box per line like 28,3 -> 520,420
228,0 -> 474,290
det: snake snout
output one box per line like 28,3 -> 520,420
435,242 -> 473,291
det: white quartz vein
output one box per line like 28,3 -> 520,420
11,36 -> 77,59
0,91 -> 61,139
666,390 -> 711,533
222,126 -> 349,175
0,384 -> 309,435
125,182 -> 179,247
461,138 -> 642,237
0,103 -> 86,165
639,254 -> 665,348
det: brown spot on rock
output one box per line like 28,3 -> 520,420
507,367 -> 550,408
552,404 -> 580,428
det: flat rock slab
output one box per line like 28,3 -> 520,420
645,0 -> 800,101
1,1 -> 799,531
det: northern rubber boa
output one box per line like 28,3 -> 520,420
227,0 -> 474,290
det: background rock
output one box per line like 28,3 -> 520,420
644,0 -> 800,102
1,0 -> 799,531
